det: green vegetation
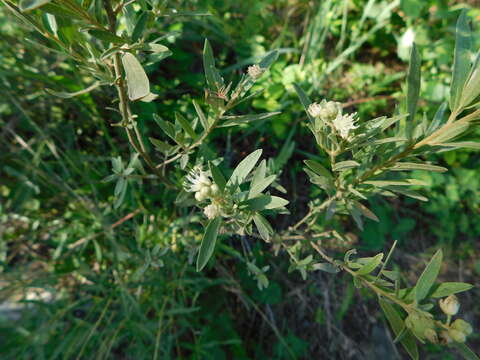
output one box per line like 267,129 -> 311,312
1,0 -> 479,359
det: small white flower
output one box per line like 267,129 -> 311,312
247,64 -> 264,79
439,295 -> 460,316
204,203 -> 221,219
307,102 -> 323,118
184,166 -> 211,193
332,112 -> 358,140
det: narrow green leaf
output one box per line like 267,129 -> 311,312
149,137 -> 173,153
20,0 -> 51,11
175,112 -> 196,139
385,187 -> 428,202
353,201 -> 379,222
332,160 -> 360,171
431,122 -> 469,143
203,39 -> 223,91
114,177 -> 127,209
227,149 -> 262,187
219,112 -> 280,128
251,160 -> 267,190
349,203 -> 363,230
450,10 -> 472,112
406,43 -> 421,137
45,81 -> 101,98
414,249 -> 443,303
249,175 -> 276,198
437,141 -> 480,150
429,282 -> 473,298
88,29 -> 124,43
258,50 -> 279,69
313,263 -> 339,273
192,100 -> 209,130
209,161 -> 226,191
391,162 -> 448,172
122,52 -> 150,101
304,160 -> 332,179
379,299 -> 419,360
253,213 -> 273,241
365,179 -> 427,187
304,168 -> 334,192
196,217 -> 222,272
460,52 -> 480,108
41,3 -> 83,19
356,253 -> 383,275
153,114 -> 176,140
372,137 -> 408,145
427,102 -> 447,135
142,43 -> 170,54
243,195 -> 288,211
293,83 -> 314,124
101,46 -> 123,60
132,12 -> 148,42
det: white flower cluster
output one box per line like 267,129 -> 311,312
184,166 -> 221,219
307,100 -> 358,140
184,166 -> 219,202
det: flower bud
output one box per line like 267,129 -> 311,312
449,329 -> 467,343
195,191 -> 207,202
210,183 -> 219,195
405,312 -> 435,342
452,319 -> 473,336
204,203 -> 221,219
439,295 -> 460,316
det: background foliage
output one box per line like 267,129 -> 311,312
1,0 -> 479,359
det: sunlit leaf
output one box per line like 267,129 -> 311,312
243,195 -> 289,211
429,282 -> 473,298
227,149 -> 263,187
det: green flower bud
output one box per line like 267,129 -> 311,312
405,312 -> 435,342
449,329 -> 467,343
452,319 -> 473,336
439,295 -> 460,316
